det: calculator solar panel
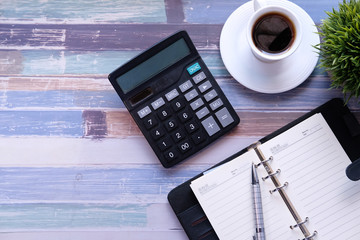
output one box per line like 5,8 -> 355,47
108,31 -> 240,168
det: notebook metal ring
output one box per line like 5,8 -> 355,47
290,217 -> 309,229
270,181 -> 288,194
299,230 -> 317,240
262,168 -> 281,181
255,156 -> 273,168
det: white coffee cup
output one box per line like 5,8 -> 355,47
247,0 -> 302,62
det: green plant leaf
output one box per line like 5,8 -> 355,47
316,0 -> 360,103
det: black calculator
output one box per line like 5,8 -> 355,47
108,31 -> 240,168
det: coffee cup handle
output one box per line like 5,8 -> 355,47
253,0 -> 267,11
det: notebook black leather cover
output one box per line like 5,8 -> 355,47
167,98 -> 360,240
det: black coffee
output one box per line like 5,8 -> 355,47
252,12 -> 295,54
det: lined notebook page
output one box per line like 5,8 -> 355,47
191,113 -> 360,239
259,113 -> 360,239
190,150 -> 298,239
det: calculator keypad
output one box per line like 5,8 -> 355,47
135,61 -> 239,167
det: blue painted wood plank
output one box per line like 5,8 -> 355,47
2,49 -> 323,77
0,166 -> 202,201
20,50 -> 139,75
0,203 -> 147,229
0,90 -> 123,108
183,0 -> 341,24
0,0 -> 166,23
0,111 -> 83,136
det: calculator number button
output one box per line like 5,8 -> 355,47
172,129 -> 185,142
204,89 -> 218,102
196,107 -> 210,120
151,127 -> 165,140
151,97 -> 165,110
164,149 -> 178,162
144,115 -> 158,129
165,89 -> 179,102
158,136 -> 172,151
178,109 -> 192,123
215,107 -> 235,128
178,140 -> 192,153
192,71 -> 206,84
185,120 -> 199,134
198,80 -> 212,93
137,106 -> 151,119
171,97 -> 186,112
165,119 -> 178,131
201,116 -> 220,137
184,89 -> 198,102
190,98 -> 204,111
179,80 -> 193,93
158,107 -> 172,120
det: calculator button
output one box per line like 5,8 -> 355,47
196,107 -> 210,120
184,89 -> 198,102
171,97 -> 186,112
151,97 -> 165,110
201,116 -> 220,136
165,119 -> 178,131
192,130 -> 206,145
165,89 -> 179,102
209,98 -> 223,111
150,126 -> 165,140
204,89 -> 218,102
185,120 -> 199,133
158,107 -> 172,120
158,136 -> 172,151
178,140 -> 192,153
179,80 -> 193,93
190,98 -> 204,111
172,128 -> 186,142
137,106 -> 151,119
143,115 -> 158,129
187,62 -> 201,75
192,71 -> 206,84
178,109 -> 192,123
215,107 -> 235,128
198,80 -> 212,93
164,149 -> 178,162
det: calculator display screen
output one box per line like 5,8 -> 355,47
116,38 -> 191,94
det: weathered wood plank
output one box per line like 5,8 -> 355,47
0,202 -> 184,233
0,231 -> 187,240
0,203 -> 147,229
0,0 -> 167,24
182,0 -> 341,24
0,111 -> 83,137
1,50 -> 324,77
0,166 -> 202,202
0,137 -> 258,166
0,24 -> 222,51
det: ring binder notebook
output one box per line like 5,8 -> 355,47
251,143 -> 316,239
168,99 -> 360,240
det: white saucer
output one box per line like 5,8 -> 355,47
220,0 -> 320,93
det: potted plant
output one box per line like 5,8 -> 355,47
316,0 -> 360,103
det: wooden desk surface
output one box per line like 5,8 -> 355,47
0,0 -> 358,239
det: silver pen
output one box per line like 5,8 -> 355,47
252,163 -> 266,240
